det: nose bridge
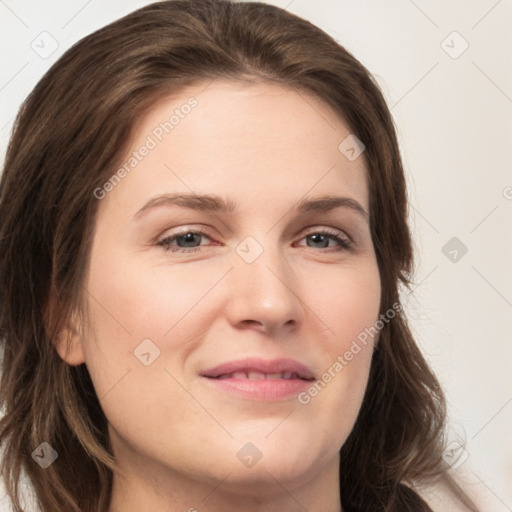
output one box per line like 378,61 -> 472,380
226,232 -> 302,328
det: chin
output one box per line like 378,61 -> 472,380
224,431 -> 337,486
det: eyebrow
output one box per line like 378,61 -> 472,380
134,193 -> 369,221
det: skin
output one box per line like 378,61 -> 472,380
56,79 -> 381,512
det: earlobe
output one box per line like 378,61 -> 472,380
46,291 -> 86,366
373,331 -> 381,350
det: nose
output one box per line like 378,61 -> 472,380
223,238 -> 303,335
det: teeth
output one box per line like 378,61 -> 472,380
248,371 -> 266,380
218,371 -> 300,380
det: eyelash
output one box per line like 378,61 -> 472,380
156,228 -> 353,254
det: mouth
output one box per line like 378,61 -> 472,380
215,371 -> 309,380
201,357 -> 315,401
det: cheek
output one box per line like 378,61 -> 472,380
312,259 -> 381,351
84,253 -> 207,342
80,253 -> 231,399
298,260 -> 380,427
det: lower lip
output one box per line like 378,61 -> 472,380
202,377 -> 312,401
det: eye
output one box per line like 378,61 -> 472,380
294,228 -> 353,252
156,229 -> 213,253
156,227 -> 353,254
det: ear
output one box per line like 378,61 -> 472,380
46,294 -> 86,366
53,318 -> 86,366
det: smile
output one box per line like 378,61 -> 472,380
201,358 -> 315,401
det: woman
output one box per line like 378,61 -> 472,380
0,1 -> 479,511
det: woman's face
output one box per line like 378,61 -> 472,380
63,80 -> 381,498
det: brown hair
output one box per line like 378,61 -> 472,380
0,1 -> 477,511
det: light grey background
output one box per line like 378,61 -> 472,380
1,1 -> 511,511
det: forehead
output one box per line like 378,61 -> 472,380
100,79 -> 369,217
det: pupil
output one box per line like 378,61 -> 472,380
179,233 -> 198,247
310,234 -> 328,248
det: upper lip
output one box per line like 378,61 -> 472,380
201,357 -> 315,380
